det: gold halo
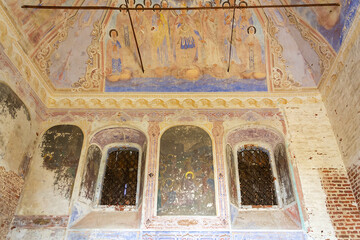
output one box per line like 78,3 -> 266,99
185,171 -> 194,179
43,153 -> 53,161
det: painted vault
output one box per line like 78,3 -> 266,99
1,0 -> 359,94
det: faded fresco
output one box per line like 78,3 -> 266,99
289,0 -> 360,52
80,144 -> 102,201
49,0 -> 108,89
226,144 -> 238,207
157,126 -> 216,216
274,143 -> 295,205
0,82 -> 30,121
0,82 -> 33,174
103,0 -> 267,92
90,127 -> 147,150
40,125 -> 84,198
3,0 -> 78,47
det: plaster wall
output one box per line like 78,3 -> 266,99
0,82 -> 38,238
7,100 -> 358,239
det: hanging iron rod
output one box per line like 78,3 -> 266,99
21,3 -> 340,11
125,0 -> 145,73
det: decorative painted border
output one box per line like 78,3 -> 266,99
66,230 -> 306,240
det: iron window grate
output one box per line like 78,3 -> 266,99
237,146 -> 277,206
100,148 -> 139,206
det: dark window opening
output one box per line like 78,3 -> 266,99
100,148 -> 139,206
238,146 -> 277,206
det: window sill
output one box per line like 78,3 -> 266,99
70,206 -> 142,229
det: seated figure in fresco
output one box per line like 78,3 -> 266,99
172,5 -> 202,80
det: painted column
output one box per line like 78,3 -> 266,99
212,121 -> 229,227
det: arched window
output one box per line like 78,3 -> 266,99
225,127 -> 301,229
79,127 -> 147,208
73,127 -> 147,229
226,127 -> 295,208
157,125 -> 216,216
238,146 -> 277,206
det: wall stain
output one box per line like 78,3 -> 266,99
226,144 -> 238,207
274,143 -> 295,205
80,144 -> 102,201
138,144 -> 147,206
18,154 -> 32,179
41,125 -> 83,199
0,82 -> 30,121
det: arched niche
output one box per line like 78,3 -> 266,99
40,125 -> 84,199
226,126 -> 294,207
157,125 -> 216,216
225,126 -> 300,230
80,127 -> 147,207
73,126 -> 147,229
18,124 -> 84,216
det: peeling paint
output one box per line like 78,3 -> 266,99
40,125 -> 83,199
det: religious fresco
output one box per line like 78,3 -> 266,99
288,0 -> 360,52
274,143 -> 295,205
157,125 -> 216,216
103,0 -> 267,92
226,144 -> 238,207
3,0 -> 360,94
40,125 -> 84,198
80,144 -> 102,201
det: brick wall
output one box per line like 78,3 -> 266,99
319,168 -> 360,240
0,167 -> 24,239
348,163 -> 360,211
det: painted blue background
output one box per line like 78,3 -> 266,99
105,76 -> 267,92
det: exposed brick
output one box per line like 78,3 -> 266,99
348,163 -> 360,211
0,167 -> 24,239
320,168 -> 360,240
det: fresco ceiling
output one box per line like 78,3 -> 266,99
1,0 -> 359,93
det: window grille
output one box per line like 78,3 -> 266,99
100,148 -> 139,206
237,146 -> 277,206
